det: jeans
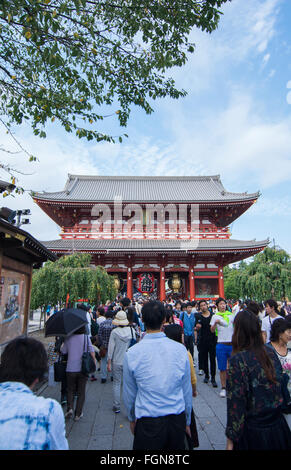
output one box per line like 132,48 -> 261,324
66,372 -> 87,416
100,352 -> 108,380
112,363 -> 123,409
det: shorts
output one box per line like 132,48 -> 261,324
216,343 -> 232,371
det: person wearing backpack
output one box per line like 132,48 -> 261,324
107,311 -> 136,414
180,303 -> 196,359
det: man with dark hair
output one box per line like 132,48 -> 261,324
180,302 -> 196,358
120,296 -> 140,325
123,301 -> 192,450
0,337 -> 68,450
210,297 -> 235,397
195,300 -> 217,387
119,297 -> 131,311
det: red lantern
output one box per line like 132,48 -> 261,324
137,273 -> 155,293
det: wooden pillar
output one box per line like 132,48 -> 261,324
185,275 -> 189,300
189,266 -> 195,301
160,267 -> 166,301
23,266 -> 33,335
218,265 -> 225,298
127,267 -> 133,300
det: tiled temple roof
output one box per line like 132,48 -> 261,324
42,238 -> 269,253
33,175 -> 260,204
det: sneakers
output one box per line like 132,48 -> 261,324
74,413 -> 83,422
211,380 -> 218,388
65,409 -> 74,419
61,395 -> 67,406
113,406 -> 120,414
90,376 -> 97,382
203,377 -> 209,384
101,378 -> 107,384
198,370 -> 204,376
219,388 -> 226,398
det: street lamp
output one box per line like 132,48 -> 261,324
14,209 -> 31,228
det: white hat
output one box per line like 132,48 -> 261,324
112,310 -> 129,326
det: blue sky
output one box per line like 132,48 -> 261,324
1,0 -> 291,256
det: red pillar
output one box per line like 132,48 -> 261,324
189,267 -> 195,301
160,267 -> 166,301
218,266 -> 225,298
127,267 -> 133,300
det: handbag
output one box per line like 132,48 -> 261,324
81,336 -> 96,376
53,354 -> 67,382
99,345 -> 107,358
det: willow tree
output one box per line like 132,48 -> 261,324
0,0 -> 230,190
223,265 -> 241,300
234,247 -> 291,302
30,253 -> 117,317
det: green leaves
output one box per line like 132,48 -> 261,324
30,253 -> 117,309
0,0 -> 230,143
224,247 -> 291,302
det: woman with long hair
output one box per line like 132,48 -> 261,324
267,318 -> 291,429
226,310 -> 291,450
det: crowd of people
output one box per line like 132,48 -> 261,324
0,295 -> 290,450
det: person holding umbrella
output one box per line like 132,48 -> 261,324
45,307 -> 96,421
60,326 -> 96,421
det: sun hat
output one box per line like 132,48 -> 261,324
112,310 -> 129,326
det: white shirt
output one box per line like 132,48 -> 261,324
232,304 -> 240,315
210,312 -> 235,343
261,315 -> 282,343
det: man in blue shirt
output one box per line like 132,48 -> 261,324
180,302 -> 196,358
123,300 -> 193,450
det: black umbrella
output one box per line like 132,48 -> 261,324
45,308 -> 88,337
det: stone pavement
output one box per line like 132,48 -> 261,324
38,349 -> 228,451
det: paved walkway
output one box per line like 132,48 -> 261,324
38,350 -> 227,451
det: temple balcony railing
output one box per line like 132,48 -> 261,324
60,228 -> 231,240
61,226 -> 230,235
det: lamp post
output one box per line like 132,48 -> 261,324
15,209 -> 31,228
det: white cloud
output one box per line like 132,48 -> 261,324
247,195 -> 291,217
0,127 -> 101,240
262,53 -> 271,65
167,0 -> 281,94
164,90 -> 291,190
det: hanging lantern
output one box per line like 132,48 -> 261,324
113,274 -> 120,291
171,273 -> 181,293
137,273 -> 155,293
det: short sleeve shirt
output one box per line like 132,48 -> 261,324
210,313 -> 235,343
261,315 -> 282,343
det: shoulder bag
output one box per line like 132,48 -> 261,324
81,335 -> 96,376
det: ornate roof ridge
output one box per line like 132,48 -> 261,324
66,174 -> 222,181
